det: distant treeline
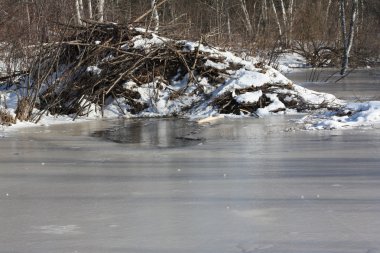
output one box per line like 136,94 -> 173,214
0,0 -> 379,70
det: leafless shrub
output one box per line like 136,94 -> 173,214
0,108 -> 15,126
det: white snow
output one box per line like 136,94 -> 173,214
86,66 -> 102,75
204,60 -> 229,70
301,101 -> 380,130
131,34 -> 166,50
294,85 -> 343,106
256,94 -> 286,116
215,69 -> 270,96
276,52 -> 308,73
235,90 -> 262,104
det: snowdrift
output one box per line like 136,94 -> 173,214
300,101 -> 380,130
1,22 -> 343,126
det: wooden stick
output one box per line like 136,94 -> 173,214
133,0 -> 169,23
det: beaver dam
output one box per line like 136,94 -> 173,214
0,21 -> 342,125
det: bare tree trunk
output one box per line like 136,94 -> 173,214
326,0 -> 332,23
340,0 -> 347,43
25,2 -> 31,26
280,0 -> 288,27
360,0 -> 364,26
87,0 -> 93,19
356,0 -> 364,34
25,2 -> 31,40
151,0 -> 159,32
227,10 -> 232,43
263,0 -> 268,21
75,0 -> 83,25
271,0 -> 283,38
279,0 -> 288,45
256,6 -> 263,38
96,0 -> 105,22
340,0 -> 359,75
288,0 -> 295,44
239,0 -> 253,37
79,0 -> 84,18
127,0 -> 132,22
216,0 -> 222,42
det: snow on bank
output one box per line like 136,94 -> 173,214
276,52 -> 308,73
300,101 -> 380,130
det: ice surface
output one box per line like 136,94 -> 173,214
1,117 -> 380,253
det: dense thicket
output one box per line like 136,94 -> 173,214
0,0 -> 379,74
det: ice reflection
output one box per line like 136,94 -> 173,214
93,118 -> 204,148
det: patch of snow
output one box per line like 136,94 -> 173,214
294,85 -> 343,107
256,94 -> 286,116
86,66 -> 102,75
214,68 -> 291,97
276,52 -> 308,73
182,41 -> 219,55
300,101 -> 380,130
131,34 -> 166,50
103,98 -> 132,118
215,69 -> 270,96
204,60 -> 228,70
235,90 -> 263,104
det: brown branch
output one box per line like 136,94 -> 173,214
133,0 -> 170,23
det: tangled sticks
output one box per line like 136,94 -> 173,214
9,21 -> 340,123
24,22 -> 227,120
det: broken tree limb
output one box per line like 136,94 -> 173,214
133,0 -> 169,23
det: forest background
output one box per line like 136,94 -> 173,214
0,0 -> 379,77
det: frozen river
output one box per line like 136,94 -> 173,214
0,68 -> 379,253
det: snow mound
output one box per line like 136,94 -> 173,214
1,23 -> 343,127
300,101 -> 380,130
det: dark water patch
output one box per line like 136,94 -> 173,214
92,118 -> 204,148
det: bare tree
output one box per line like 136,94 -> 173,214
96,0 -> 105,22
239,0 -> 253,37
326,0 -> 332,23
288,0 -> 295,42
280,0 -> 288,28
87,0 -> 93,19
151,0 -> 159,32
340,0 -> 359,75
75,0 -> 83,25
79,0 -> 84,18
271,0 -> 283,38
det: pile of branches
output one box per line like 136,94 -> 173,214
211,82 -> 334,116
17,21 -> 232,121
6,21 -> 340,124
